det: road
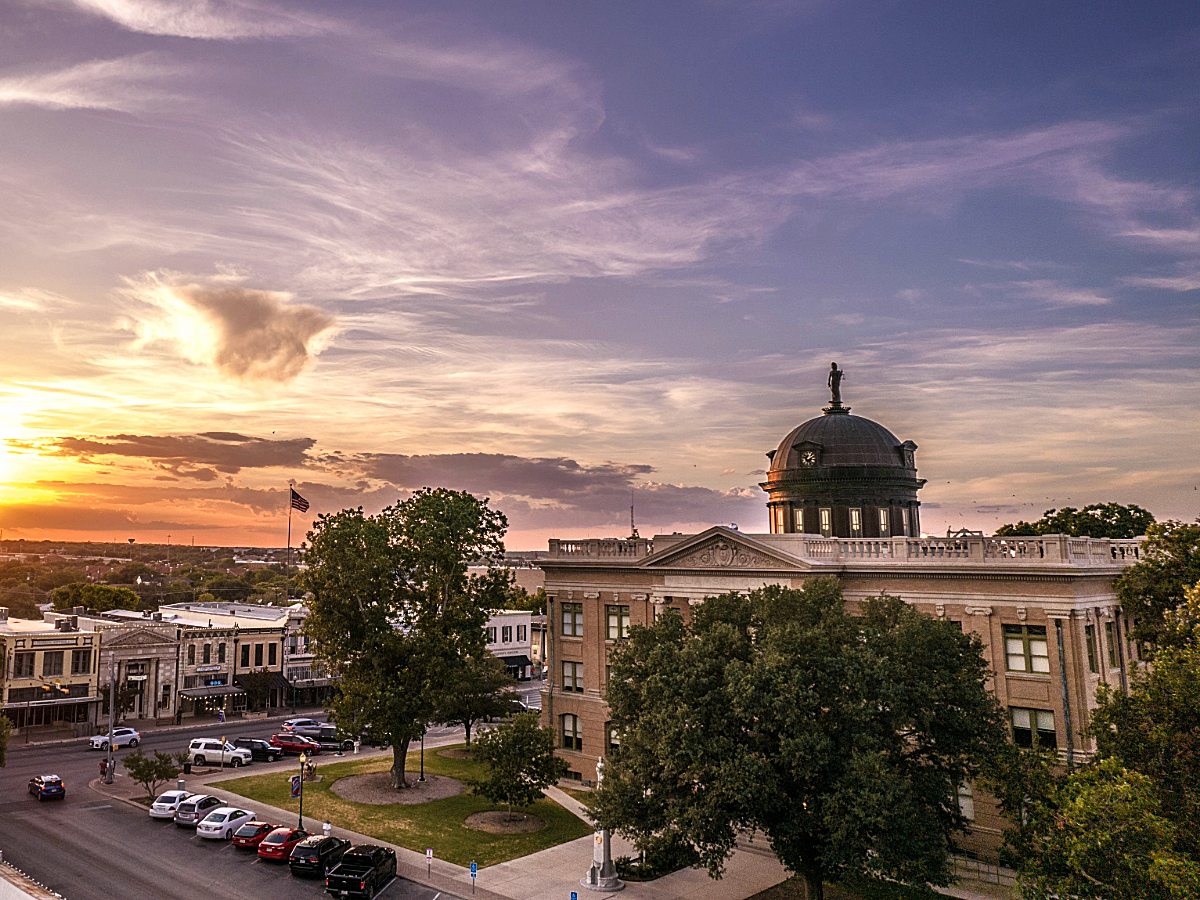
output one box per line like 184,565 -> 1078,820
0,682 -> 541,900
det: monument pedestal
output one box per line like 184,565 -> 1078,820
582,828 -> 624,892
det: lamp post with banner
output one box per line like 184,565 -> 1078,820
296,752 -> 307,829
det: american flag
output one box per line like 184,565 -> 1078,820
289,488 -> 310,513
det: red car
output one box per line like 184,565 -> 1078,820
268,733 -> 321,756
231,821 -> 281,848
258,827 -> 310,861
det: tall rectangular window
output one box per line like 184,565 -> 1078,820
849,508 -> 863,537
770,506 -> 782,533
517,624 -> 527,642
269,642 -> 278,666
1084,624 -> 1099,674
42,651 -> 64,677
1105,621 -> 1118,668
486,627 -> 497,643
254,643 -> 264,667
561,714 -> 582,751
218,643 -> 226,663
561,602 -> 583,637
502,625 -> 513,643
202,644 -> 211,664
819,508 -> 832,537
794,508 -> 805,532
606,721 -> 620,753
240,644 -> 250,667
70,649 -> 91,675
562,661 -> 583,692
13,652 -> 34,678
1011,707 -> 1056,749
878,508 -> 890,538
188,645 -> 196,665
606,605 -> 630,640
1003,624 -> 1050,673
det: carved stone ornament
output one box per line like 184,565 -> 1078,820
1017,607 -> 1028,622
935,604 -> 945,618
674,538 -> 773,569
631,594 -> 647,602
963,606 -> 993,617
583,592 -> 600,599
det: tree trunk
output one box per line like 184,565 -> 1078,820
464,718 -> 473,747
389,738 -> 410,789
801,869 -> 824,900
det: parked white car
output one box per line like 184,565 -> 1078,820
149,790 -> 193,819
187,738 -> 252,768
90,727 -> 140,750
196,807 -> 256,840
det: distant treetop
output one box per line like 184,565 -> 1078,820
995,503 -> 1154,539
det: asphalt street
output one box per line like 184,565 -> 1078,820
0,682 -> 543,900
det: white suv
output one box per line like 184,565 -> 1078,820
187,739 -> 252,768
90,727 -> 140,750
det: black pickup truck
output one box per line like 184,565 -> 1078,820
324,844 -> 396,898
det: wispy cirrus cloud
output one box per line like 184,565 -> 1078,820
0,55 -> 174,111
42,0 -> 328,40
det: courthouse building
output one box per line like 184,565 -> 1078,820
538,379 -> 1144,858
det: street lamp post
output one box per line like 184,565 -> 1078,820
297,752 -> 307,830
105,651 -> 116,784
418,731 -> 425,783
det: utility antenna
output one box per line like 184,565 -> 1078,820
630,490 -> 639,539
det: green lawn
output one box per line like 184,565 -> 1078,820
218,745 -> 593,868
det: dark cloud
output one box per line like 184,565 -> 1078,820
175,283 -> 333,382
39,433 -> 316,476
355,452 -> 652,498
0,503 -> 197,533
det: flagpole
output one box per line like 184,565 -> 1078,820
285,487 -> 292,601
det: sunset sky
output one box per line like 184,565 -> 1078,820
1,1 -> 1197,549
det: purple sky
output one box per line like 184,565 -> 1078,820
0,0 -> 1197,548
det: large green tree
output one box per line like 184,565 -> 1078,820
591,580 -> 1006,900
51,582 -> 140,612
470,711 -> 567,817
995,503 -> 1154,539
303,488 -> 508,789
435,653 -> 519,747
1115,520 -> 1200,645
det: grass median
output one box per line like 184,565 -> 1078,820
218,744 -> 593,868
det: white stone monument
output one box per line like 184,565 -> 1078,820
582,757 -> 624,891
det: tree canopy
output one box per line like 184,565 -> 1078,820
995,503 -> 1154,539
435,653 -> 519,747
1115,519 -> 1200,645
302,487 -> 510,789
470,711 -> 567,816
51,582 -> 140,612
590,579 -> 1006,900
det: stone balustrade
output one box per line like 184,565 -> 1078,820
546,533 -> 1143,567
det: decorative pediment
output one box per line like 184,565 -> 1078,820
101,628 -> 177,648
642,527 -> 807,571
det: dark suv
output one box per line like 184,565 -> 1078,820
289,835 -> 350,877
314,726 -> 355,752
234,738 -> 282,762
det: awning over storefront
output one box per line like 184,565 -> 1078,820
2,695 -> 100,709
178,685 -> 246,699
497,654 -> 532,669
235,671 -> 291,693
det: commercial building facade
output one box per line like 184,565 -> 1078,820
1,610 -> 101,737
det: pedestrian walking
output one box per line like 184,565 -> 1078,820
99,758 -> 108,779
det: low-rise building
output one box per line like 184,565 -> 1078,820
1,608 -> 101,738
485,609 -> 534,680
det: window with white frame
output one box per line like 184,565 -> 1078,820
1004,624 -> 1050,673
819,508 -> 832,537
486,627 -> 497,644
562,660 -> 583,692
794,508 -> 805,532
606,605 -> 630,640
878,508 -> 889,537
561,602 -> 583,637
501,625 -> 512,643
1011,707 -> 1056,749
849,508 -> 863,537
561,714 -> 582,751
517,624 -> 527,642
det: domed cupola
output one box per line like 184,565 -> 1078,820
760,363 -> 926,538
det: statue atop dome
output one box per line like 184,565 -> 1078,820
826,362 -> 848,414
